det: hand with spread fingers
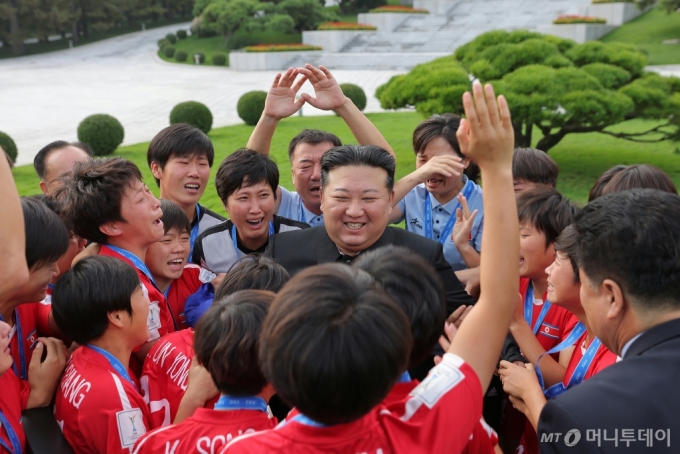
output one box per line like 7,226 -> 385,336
297,64 -> 348,112
263,67 -> 307,120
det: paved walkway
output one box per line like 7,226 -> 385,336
647,64 -> 680,78
0,23 -> 406,166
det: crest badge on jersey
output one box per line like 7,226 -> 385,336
116,408 -> 145,448
147,301 -> 162,331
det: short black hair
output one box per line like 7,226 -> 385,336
56,157 -> 144,244
52,256 -> 141,345
288,129 -> 341,161
214,149 -> 279,204
21,196 -> 69,270
512,147 -> 559,188
320,145 -> 396,192
554,225 -> 580,285
354,246 -> 446,369
160,199 -> 191,235
574,189 -> 680,311
517,188 -> 580,249
33,140 -> 93,180
215,255 -> 290,300
147,124 -> 215,186
194,289 -> 274,395
260,264 -> 411,425
588,165 -> 627,202
600,164 -> 677,197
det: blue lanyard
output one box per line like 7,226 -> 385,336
214,395 -> 268,413
396,371 -> 411,383
423,179 -> 474,245
231,222 -> 274,255
0,311 -> 26,381
524,284 -> 552,335
105,245 -> 159,291
534,322 -> 586,390
0,410 -> 22,454
292,414 -> 328,428
163,284 -> 171,300
47,283 -> 54,291
189,204 -> 201,261
86,345 -> 137,390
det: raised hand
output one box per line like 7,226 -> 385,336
415,155 -> 464,183
452,194 -> 478,249
297,64 -> 348,111
263,67 -> 307,120
27,337 -> 67,408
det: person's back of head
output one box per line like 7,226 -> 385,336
194,289 -> 274,396
259,263 -> 411,425
574,189 -> 680,352
320,144 -> 396,192
353,245 -> 446,369
56,157 -> 145,244
512,147 -> 559,194
52,255 -> 143,345
517,187 -> 580,249
215,255 -> 290,300
288,129 -> 342,161
588,165 -> 627,202
599,164 -> 677,198
147,123 -> 214,187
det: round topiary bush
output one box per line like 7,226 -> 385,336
237,91 -> 267,126
0,131 -> 18,163
176,29 -> 187,39
175,50 -> 188,62
170,101 -> 213,134
166,33 -> 177,44
157,38 -> 170,49
192,52 -> 206,64
212,53 -> 227,66
340,83 -> 367,111
163,46 -> 175,58
77,114 -> 124,156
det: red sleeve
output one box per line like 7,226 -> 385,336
34,302 -> 52,335
590,348 -> 618,376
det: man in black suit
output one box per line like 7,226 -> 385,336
265,144 -> 474,316
538,189 -> 680,453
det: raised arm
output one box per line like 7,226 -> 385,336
246,68 -> 307,155
0,155 -> 29,301
448,82 -> 519,392
298,64 -> 395,158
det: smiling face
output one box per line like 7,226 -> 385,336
112,180 -> 165,247
0,321 -> 12,376
416,136 -> 468,200
145,227 -> 190,283
153,154 -> 211,212
320,165 -> 394,256
546,252 -> 581,311
519,224 -> 555,281
12,262 -> 59,303
225,179 -> 276,251
291,142 -> 333,214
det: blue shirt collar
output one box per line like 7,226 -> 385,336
620,332 -> 644,358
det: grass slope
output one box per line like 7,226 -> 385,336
12,113 -> 680,209
601,8 -> 680,65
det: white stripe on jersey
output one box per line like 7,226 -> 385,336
401,353 -> 466,422
111,372 -> 132,411
131,425 -> 176,454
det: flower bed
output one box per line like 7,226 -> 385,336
369,5 -> 429,13
591,0 -> 632,3
553,15 -> 606,24
317,22 -> 377,31
244,44 -> 322,52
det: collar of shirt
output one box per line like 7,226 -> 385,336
302,203 -> 323,226
429,175 -> 470,215
335,246 -> 361,264
620,332 -> 644,358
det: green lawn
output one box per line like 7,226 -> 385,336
11,113 -> 680,210
601,8 -> 680,65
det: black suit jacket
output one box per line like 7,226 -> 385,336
265,226 -> 474,315
538,318 -> 680,453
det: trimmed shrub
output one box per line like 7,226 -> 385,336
237,91 -> 267,126
177,29 -> 187,39
175,50 -> 188,62
0,131 -> 18,163
193,52 -> 206,64
77,114 -> 124,157
170,101 -> 213,134
340,83 -> 367,111
157,38 -> 170,49
212,53 -> 227,65
166,33 -> 177,44
163,46 -> 175,58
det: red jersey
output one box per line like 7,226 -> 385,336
133,406 -> 277,454
140,329 -> 195,429
165,265 -> 202,331
5,301 -> 52,381
0,369 -> 30,454
100,245 -> 174,343
520,278 -> 579,354
518,331 -> 617,454
55,346 -> 152,454
221,353 -> 482,454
